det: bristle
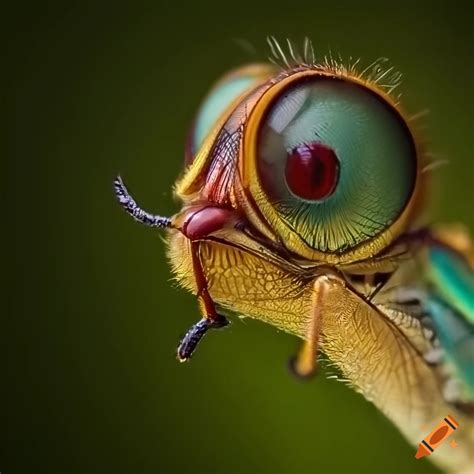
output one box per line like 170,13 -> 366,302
286,38 -> 301,64
409,109 -> 430,122
267,38 -> 403,102
232,37 -> 257,56
267,36 -> 291,68
303,37 -> 315,65
421,158 -> 450,174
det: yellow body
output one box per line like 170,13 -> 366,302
159,45 -> 474,472
168,228 -> 474,473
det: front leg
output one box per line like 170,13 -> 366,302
114,176 -> 234,362
289,276 -> 329,379
175,206 -> 240,361
176,240 -> 229,361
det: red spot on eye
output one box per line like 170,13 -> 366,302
285,142 -> 340,200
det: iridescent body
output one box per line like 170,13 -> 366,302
115,40 -> 474,473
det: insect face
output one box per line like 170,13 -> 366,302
113,42 -> 473,473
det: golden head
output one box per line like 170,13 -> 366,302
176,41 -> 426,265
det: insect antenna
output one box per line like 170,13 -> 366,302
114,176 -> 173,228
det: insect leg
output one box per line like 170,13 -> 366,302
114,176 -> 172,228
289,276 -> 329,379
177,241 -> 229,362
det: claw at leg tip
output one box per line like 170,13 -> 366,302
288,356 -> 318,380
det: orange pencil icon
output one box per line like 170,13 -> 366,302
415,415 -> 459,459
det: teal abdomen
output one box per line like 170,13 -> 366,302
427,246 -> 474,395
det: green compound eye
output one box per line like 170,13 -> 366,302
186,65 -> 275,164
189,76 -> 254,156
257,76 -> 417,253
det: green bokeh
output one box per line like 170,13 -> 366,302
7,2 -> 473,473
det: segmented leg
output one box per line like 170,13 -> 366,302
289,276 -> 328,379
113,176 -> 231,361
177,241 -> 229,361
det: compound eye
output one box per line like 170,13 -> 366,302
257,76 -> 417,253
185,65 -> 275,165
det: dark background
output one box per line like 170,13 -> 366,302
7,1 -> 473,473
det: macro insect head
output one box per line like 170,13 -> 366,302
114,38 -> 474,473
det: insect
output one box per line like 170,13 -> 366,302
114,38 -> 473,472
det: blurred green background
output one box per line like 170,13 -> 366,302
7,1 -> 473,473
